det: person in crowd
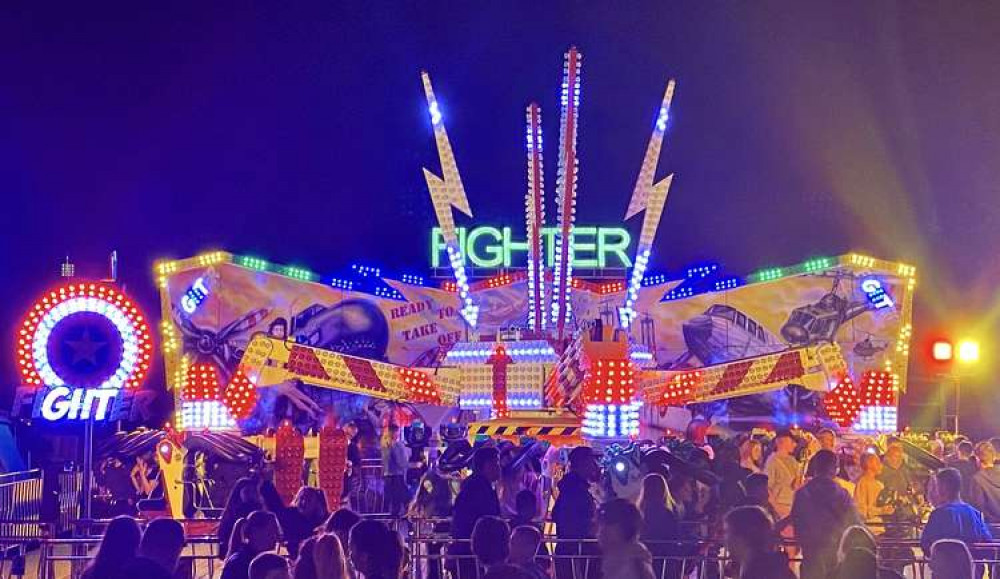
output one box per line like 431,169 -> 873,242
855,452 -> 893,523
739,438 -> 764,474
736,473 -> 778,521
878,440 -> 913,496
836,525 -> 877,562
764,432 -> 799,522
250,552 -> 292,579
817,428 -> 836,452
716,442 -> 751,513
121,517 -> 186,579
830,526 -> 904,579
929,538 -> 975,579
511,489 -> 540,530
597,498 -> 655,579
101,454 -> 138,516
947,440 -> 979,491
228,518 -> 249,561
453,447 -> 502,538
920,467 -> 992,554
551,446 -> 600,579
295,486 -> 330,532
349,520 -> 406,579
344,421 -> 362,507
382,423 -> 410,517
966,441 -> 1000,522
294,536 -> 319,579
669,471 -> 704,524
638,473 -> 683,579
510,525 -> 549,579
472,516 -> 513,576
723,505 -> 794,579
789,450 -> 861,579
990,437 -> 1000,457
261,480 -> 311,559
81,515 -> 142,579
221,511 -> 281,579
314,533 -> 349,579
324,508 -> 362,553
219,478 -> 262,560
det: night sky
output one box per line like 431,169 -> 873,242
3,2 -> 1000,433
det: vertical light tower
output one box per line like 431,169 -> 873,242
551,47 -> 582,339
421,71 -> 479,327
620,80 -> 676,328
525,103 -> 546,332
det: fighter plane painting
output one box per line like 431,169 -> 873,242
664,273 -> 881,428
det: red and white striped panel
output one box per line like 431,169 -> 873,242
643,344 -> 847,405
237,335 -> 460,406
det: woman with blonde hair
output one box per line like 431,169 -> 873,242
739,438 -> 764,474
638,473 -> 682,579
314,533 -> 349,579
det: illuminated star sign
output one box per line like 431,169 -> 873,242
66,329 -> 106,366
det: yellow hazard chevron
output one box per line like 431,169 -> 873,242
642,343 -> 847,405
239,335 -> 460,406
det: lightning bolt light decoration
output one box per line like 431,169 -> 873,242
620,79 -> 676,328
421,71 -> 479,327
525,103 -> 546,331
551,47 -> 583,339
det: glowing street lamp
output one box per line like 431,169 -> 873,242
932,340 -> 954,362
957,340 -> 980,364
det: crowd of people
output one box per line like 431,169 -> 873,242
80,426 -> 1000,579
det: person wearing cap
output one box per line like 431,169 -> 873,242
552,446 -> 600,579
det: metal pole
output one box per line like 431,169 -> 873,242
82,418 -> 93,521
954,374 -> 961,434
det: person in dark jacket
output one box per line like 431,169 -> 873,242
451,447 -> 502,579
947,440 -> 979,492
221,511 -> 280,579
920,467 -> 993,554
260,481 -> 311,560
789,450 -> 861,579
219,478 -> 262,560
552,446 -> 600,579
723,506 -> 794,579
966,442 -> 1000,522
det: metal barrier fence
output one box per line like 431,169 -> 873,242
406,536 -> 1000,579
0,469 -> 43,539
0,533 -> 221,579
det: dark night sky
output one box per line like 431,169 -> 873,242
3,2 -> 1000,432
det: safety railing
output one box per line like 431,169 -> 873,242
0,469 -> 43,539
0,534 -> 222,579
406,536 -> 1000,579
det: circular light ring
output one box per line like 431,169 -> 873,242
17,283 -> 152,389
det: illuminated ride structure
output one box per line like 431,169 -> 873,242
154,47 -> 917,452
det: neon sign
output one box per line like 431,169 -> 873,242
181,277 -> 210,314
861,278 -> 894,309
16,283 -> 152,423
13,385 -> 137,422
430,226 -> 632,269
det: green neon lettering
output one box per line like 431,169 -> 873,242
572,227 -> 598,267
541,227 -> 558,267
431,226 -> 633,269
431,228 -> 446,268
466,226 -> 504,268
599,228 -> 632,268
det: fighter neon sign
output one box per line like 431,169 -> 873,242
431,226 -> 632,269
